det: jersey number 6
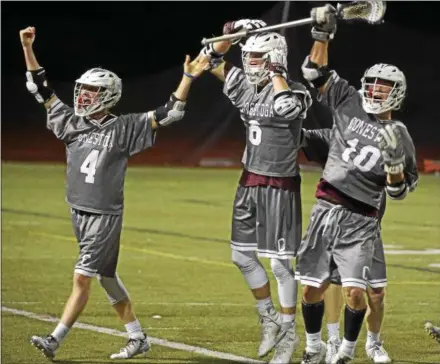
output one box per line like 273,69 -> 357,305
249,121 -> 262,146
342,138 -> 381,172
80,149 -> 100,184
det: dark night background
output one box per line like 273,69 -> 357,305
2,1 -> 439,166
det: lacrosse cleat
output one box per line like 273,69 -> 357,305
258,307 -> 282,357
325,336 -> 341,364
110,334 -> 150,359
30,335 -> 59,361
366,340 -> 391,363
269,323 -> 300,363
331,351 -> 353,364
301,341 -> 326,364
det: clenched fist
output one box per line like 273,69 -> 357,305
222,19 -> 267,44
20,26 -> 36,47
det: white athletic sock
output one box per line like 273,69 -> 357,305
340,338 -> 356,358
366,331 -> 380,346
51,322 -> 70,343
281,313 -> 295,323
256,297 -> 274,314
306,331 -> 322,353
125,319 -> 144,340
327,322 -> 340,339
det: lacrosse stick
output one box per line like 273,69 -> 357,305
201,0 -> 386,45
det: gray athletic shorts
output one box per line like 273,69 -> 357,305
230,185 -> 302,259
297,199 -> 379,290
71,208 -> 123,278
329,234 -> 387,288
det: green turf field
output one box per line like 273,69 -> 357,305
2,162 -> 440,363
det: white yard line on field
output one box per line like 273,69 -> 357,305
2,301 -> 249,306
385,249 -> 440,255
2,306 -> 264,364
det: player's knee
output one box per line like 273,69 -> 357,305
367,287 -> 385,312
231,250 -> 268,289
232,250 -> 256,271
303,285 -> 324,304
73,273 -> 92,293
270,258 -> 293,284
344,287 -> 366,309
97,274 -> 129,305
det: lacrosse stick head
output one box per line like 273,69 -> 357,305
241,32 -> 287,85
337,0 -> 387,24
361,63 -> 407,114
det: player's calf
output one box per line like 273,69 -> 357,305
337,287 -> 367,360
301,285 -> 328,362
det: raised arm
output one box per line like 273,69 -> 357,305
20,27 -> 57,109
150,54 -> 209,130
301,4 -> 359,111
269,46 -> 312,120
300,5 -> 336,96
199,19 -> 267,82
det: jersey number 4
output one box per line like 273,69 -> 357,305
80,149 -> 100,184
342,138 -> 381,172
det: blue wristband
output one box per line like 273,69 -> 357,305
184,72 -> 196,80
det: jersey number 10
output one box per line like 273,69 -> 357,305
80,149 -> 100,184
342,138 -> 381,172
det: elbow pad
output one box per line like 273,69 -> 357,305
386,180 -> 408,200
301,56 -> 332,89
273,90 -> 303,119
154,93 -> 186,127
25,67 -> 54,104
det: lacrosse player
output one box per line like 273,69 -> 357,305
199,19 -> 312,364
297,4 -> 418,364
301,128 -> 391,363
20,26 -> 208,361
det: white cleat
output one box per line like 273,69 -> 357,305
269,325 -> 300,364
425,322 -> 440,343
366,341 -> 392,363
257,308 -> 282,357
325,336 -> 341,364
301,341 -> 326,364
331,351 -> 353,364
30,335 -> 59,361
110,334 -> 150,359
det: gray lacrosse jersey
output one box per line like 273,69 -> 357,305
302,127 -> 387,219
46,98 -> 156,214
318,72 -> 418,210
224,66 -> 308,177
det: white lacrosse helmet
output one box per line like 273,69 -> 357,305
241,32 -> 288,85
360,63 -> 406,115
74,68 -> 122,117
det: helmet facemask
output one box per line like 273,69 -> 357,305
241,32 -> 288,86
361,64 -> 406,115
242,51 -> 270,85
73,68 -> 122,117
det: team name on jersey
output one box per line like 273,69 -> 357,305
78,132 -> 113,149
347,117 -> 382,142
240,102 -> 274,118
